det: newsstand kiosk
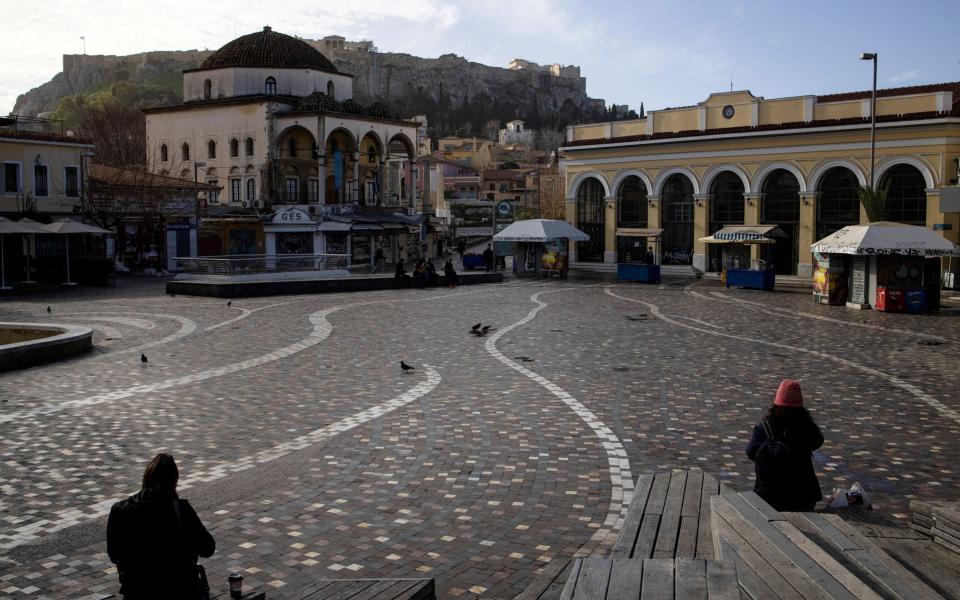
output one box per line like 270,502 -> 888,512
616,228 -> 662,283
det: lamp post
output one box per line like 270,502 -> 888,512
860,52 -> 878,189
193,160 -> 206,257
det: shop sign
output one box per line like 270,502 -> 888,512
272,207 -> 312,224
933,223 -> 953,231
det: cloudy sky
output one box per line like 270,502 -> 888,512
2,0 -> 958,116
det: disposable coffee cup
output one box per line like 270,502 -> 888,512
228,573 -> 243,598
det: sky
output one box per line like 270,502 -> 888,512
2,0 -> 959,117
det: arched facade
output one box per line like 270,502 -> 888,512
159,144 -> 168,162
207,139 -> 217,159
616,175 -> 648,229
653,167 -> 700,196
809,159 -> 866,192
230,138 -> 239,158
816,166 -> 861,240
569,170 -> 611,198
702,164 -> 751,195
707,171 -> 746,272
760,169 -> 801,274
660,173 -> 696,265
325,128 -> 357,204
181,142 -> 190,162
265,76 -> 276,95
880,164 -> 927,226
575,177 -> 606,262
752,162 -> 807,194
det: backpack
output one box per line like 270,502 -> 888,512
755,418 -> 791,483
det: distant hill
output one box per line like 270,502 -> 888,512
13,41 -> 635,141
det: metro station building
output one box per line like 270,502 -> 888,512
560,83 -> 960,276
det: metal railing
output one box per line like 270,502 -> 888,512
175,254 -> 350,276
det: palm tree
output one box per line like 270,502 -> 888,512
857,184 -> 889,222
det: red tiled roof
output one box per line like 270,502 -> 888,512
187,26 -> 340,74
816,81 -> 960,105
482,169 -> 524,180
89,164 -> 220,191
0,128 -> 93,145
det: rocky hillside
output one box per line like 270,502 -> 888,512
13,41 -> 632,139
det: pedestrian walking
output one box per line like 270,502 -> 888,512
482,244 -> 494,272
444,258 -> 458,288
394,258 -> 409,285
107,453 -> 215,600
746,379 -> 824,511
373,247 -> 385,273
457,239 -> 466,259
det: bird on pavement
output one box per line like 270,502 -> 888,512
46,306 -> 51,314
480,325 -> 493,334
140,353 -> 148,366
227,300 -> 232,306
471,323 -> 481,332
400,361 -> 414,373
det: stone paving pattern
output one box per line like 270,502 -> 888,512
0,278 -> 958,598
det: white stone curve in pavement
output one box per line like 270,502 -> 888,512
484,288 -> 635,555
604,287 -> 960,426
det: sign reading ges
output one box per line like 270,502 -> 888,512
272,208 -> 312,224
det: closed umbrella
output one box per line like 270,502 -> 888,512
1,218 -> 48,286
42,220 -> 113,286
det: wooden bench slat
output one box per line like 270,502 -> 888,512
697,474 -> 720,560
681,470 -> 704,517
614,475 -> 656,556
345,580 -> 409,600
880,538 -> 960,599
560,558 -> 583,600
572,556 -> 613,600
721,494 -> 856,600
704,559 -> 739,600
644,472 -> 672,517
674,558 -> 707,600
718,539 -> 779,600
639,558 -> 674,600
633,514 -> 662,559
653,471 -> 688,558
606,557 -> 643,600
292,580 -> 341,599
736,491 -> 783,523
514,558 -> 574,600
312,580 -> 378,600
675,516 -> 699,559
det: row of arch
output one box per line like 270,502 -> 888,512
159,137 -> 256,163
574,159 -> 932,273
202,77 -> 335,99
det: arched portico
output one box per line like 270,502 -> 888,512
653,167 -> 701,196
702,164 -> 751,195
879,163 -> 928,226
875,156 -> 936,190
575,177 -> 606,263
809,159 -> 867,191
568,170 -> 611,199
753,162 -> 808,194
325,128 -> 357,204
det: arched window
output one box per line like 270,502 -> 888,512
761,169 -> 801,275
707,171 -> 745,272
203,79 -> 212,100
617,176 -> 648,229
181,142 -> 190,162
265,76 -> 277,95
816,167 -> 860,240
245,137 -> 254,157
575,178 -> 605,262
159,144 -> 168,162
661,174 -> 695,265
246,178 -> 256,202
880,164 -> 927,226
327,80 -> 335,97
287,137 -> 297,158
230,138 -> 239,158
207,139 -> 216,159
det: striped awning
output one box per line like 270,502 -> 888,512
616,228 -> 663,238
712,225 -> 786,241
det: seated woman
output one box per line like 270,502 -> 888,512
394,258 -> 410,285
443,259 -> 458,288
425,260 -> 439,286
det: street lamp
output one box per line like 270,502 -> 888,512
860,52 -> 878,189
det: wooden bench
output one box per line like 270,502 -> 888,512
559,556 -> 740,599
267,578 -> 435,600
711,491 -> 946,599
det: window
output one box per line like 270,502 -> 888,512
203,79 -> 212,100
575,178 -> 605,262
34,165 -> 48,197
245,137 -> 254,156
65,166 -> 79,198
287,138 -> 297,158
230,138 -> 239,158
4,163 -> 20,193
265,76 -> 277,95
488,183 -> 495,191
207,180 -> 219,204
246,178 -> 256,202
309,178 -> 319,202
816,167 -> 860,240
230,178 -> 241,203
285,178 -> 299,203
182,143 -> 190,161
881,164 -> 927,226
327,80 -> 335,97
207,140 -> 216,159
160,144 -> 168,162
617,175 -> 648,228
660,174 -> 695,265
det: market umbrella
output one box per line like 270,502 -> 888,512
43,220 -> 113,286
493,219 -> 590,242
811,221 -> 960,256
2,218 -> 49,285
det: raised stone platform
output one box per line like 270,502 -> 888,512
0,322 -> 93,371
166,272 -> 503,298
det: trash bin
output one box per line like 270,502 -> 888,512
905,289 -> 926,313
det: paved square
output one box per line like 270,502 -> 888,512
1,278 -> 958,598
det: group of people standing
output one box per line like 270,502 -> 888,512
394,257 -> 459,288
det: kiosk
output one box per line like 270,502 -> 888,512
493,219 -> 589,279
699,225 -> 786,290
616,228 -> 662,283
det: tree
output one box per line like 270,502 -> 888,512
533,128 -> 564,151
482,119 -> 501,141
857,184 -> 889,222
80,100 -> 146,167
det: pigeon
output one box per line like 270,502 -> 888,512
227,300 -> 232,306
46,306 -> 51,314
471,323 -> 482,332
400,361 -> 414,373
480,325 -> 492,334
169,293 -> 176,298
140,353 -> 148,366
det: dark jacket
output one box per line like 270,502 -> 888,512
107,489 -> 215,599
746,412 -> 824,511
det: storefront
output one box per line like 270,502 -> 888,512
494,219 -> 587,278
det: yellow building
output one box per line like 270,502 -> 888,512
437,137 -> 494,170
560,82 -> 960,276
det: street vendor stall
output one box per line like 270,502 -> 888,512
493,219 -> 589,279
699,225 -> 786,290
811,221 -> 959,311
616,228 -> 662,283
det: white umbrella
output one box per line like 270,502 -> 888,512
42,220 -> 113,286
6,218 -> 49,285
493,219 -> 590,242
811,221 -> 960,256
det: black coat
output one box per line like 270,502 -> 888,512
107,489 -> 215,599
746,414 -> 824,511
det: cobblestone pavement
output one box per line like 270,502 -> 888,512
1,277 -> 959,598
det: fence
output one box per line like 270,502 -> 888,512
174,254 -> 350,276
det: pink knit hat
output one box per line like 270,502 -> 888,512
775,379 -> 804,407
